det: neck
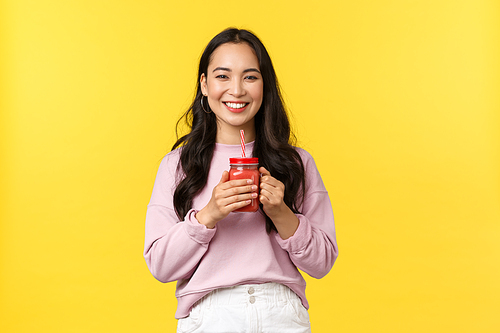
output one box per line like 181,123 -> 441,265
216,123 -> 256,145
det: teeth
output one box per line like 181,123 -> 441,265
225,102 -> 247,109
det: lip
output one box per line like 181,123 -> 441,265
223,101 -> 249,113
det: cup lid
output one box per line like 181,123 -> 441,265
229,157 -> 259,164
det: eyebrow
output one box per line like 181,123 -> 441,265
212,67 -> 261,74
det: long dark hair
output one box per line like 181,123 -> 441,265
172,28 -> 305,233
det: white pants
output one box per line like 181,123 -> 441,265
177,283 -> 311,333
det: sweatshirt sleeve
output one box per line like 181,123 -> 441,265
143,152 -> 216,283
274,149 -> 338,279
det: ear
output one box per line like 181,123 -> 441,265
200,73 -> 207,96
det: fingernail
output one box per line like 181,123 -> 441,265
252,185 -> 257,191
247,180 -> 253,184
252,193 -> 257,198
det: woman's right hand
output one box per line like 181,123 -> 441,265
195,171 -> 257,229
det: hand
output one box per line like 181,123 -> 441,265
259,167 -> 287,219
196,171 -> 258,228
259,166 -> 299,239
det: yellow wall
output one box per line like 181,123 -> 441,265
1,0 -> 499,332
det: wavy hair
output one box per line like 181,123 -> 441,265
172,28 -> 305,233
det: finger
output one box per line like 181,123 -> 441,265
259,187 -> 276,201
260,181 -> 284,197
259,186 -> 272,196
258,169 -> 281,187
259,166 -> 271,177
226,199 -> 252,211
223,192 -> 258,205
219,191 -> 256,208
222,181 -> 257,194
218,179 -> 253,191
259,192 -> 272,205
216,184 -> 258,202
219,170 -> 229,184
260,180 -> 279,191
260,195 -> 280,209
234,184 -> 258,195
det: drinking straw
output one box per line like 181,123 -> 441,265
240,129 -> 246,157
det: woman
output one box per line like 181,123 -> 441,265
144,28 -> 338,332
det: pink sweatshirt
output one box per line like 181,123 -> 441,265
143,142 -> 338,319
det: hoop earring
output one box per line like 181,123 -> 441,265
201,95 -> 211,114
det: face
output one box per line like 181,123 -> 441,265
200,42 -> 263,140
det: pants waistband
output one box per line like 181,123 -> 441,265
196,283 -> 299,307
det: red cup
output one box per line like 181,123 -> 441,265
228,157 -> 260,212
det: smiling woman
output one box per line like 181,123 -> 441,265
143,28 -> 338,333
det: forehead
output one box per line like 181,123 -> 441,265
208,43 -> 260,70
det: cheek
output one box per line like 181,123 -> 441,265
251,85 -> 264,104
210,81 -> 228,96
207,86 -> 223,101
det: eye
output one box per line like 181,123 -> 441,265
245,75 -> 258,80
216,74 -> 229,79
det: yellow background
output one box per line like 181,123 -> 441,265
1,0 -> 499,332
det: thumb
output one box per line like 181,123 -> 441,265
219,170 -> 229,184
259,166 -> 271,177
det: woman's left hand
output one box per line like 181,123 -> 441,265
259,167 -> 300,239
259,167 -> 287,219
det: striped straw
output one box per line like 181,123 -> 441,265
240,129 -> 246,157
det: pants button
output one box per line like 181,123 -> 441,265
249,296 -> 256,304
248,287 -> 255,295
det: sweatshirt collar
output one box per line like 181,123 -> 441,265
214,140 -> 255,155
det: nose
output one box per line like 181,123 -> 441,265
229,78 -> 245,97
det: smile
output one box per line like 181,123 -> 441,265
224,102 -> 248,109
224,102 -> 249,113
